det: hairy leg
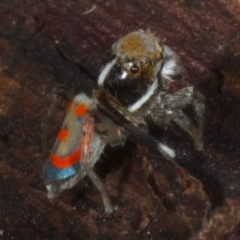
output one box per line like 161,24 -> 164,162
150,87 -> 205,150
83,163 -> 113,214
173,110 -> 203,150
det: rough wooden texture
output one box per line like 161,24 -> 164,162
0,0 -> 240,239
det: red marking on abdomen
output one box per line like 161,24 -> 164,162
51,145 -> 82,168
57,128 -> 69,142
81,115 -> 94,163
75,104 -> 88,116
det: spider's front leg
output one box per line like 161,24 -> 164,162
93,110 -> 127,147
80,113 -> 115,214
150,87 -> 205,150
95,88 -> 176,159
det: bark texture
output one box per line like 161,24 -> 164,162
0,0 -> 240,239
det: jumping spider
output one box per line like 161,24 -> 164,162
42,30 -> 204,214
98,30 -> 205,150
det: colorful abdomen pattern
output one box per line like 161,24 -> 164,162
42,93 -> 105,184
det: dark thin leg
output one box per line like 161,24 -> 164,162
83,163 -> 113,214
173,110 -> 203,150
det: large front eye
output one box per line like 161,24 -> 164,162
130,64 -> 139,74
120,62 -> 140,79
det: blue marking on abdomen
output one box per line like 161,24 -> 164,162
42,162 -> 83,180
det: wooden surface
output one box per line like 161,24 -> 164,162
0,0 -> 240,239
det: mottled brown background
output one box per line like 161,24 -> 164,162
0,0 -> 240,239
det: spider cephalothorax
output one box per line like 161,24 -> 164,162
112,30 -> 163,84
98,30 -> 204,150
98,30 -> 165,106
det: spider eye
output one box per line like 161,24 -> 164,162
130,64 -> 139,74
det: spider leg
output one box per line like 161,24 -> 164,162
172,110 -> 203,150
164,87 -> 194,108
80,113 -> 113,214
166,88 -> 204,150
83,163 -> 113,214
94,110 -> 127,147
95,88 -> 176,158
192,90 -> 205,143
150,87 -> 204,150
